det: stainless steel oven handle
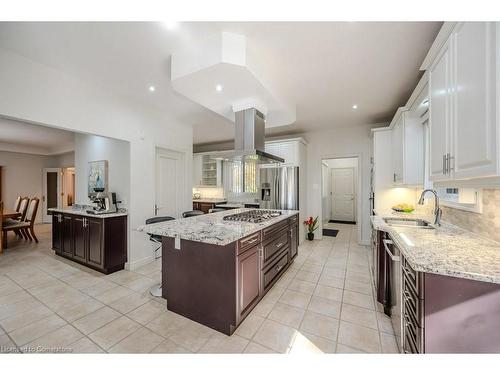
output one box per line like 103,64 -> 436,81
383,239 -> 400,262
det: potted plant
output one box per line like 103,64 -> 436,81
303,216 -> 319,241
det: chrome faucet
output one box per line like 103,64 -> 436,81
418,189 -> 442,226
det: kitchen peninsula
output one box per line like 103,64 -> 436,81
138,209 -> 299,335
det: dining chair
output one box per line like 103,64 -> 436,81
13,196 -> 21,212
3,197 -> 40,244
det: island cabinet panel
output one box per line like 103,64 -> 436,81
51,212 -> 127,274
401,255 -> 500,353
237,245 -> 261,321
162,237 -> 238,335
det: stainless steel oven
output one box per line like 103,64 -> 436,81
383,236 -> 402,352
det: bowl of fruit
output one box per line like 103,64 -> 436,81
392,203 -> 415,213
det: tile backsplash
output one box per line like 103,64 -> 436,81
428,189 -> 500,243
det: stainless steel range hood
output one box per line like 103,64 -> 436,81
210,108 -> 284,164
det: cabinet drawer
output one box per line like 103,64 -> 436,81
238,232 -> 261,255
403,288 -> 424,328
263,231 -> 288,264
402,257 -> 424,298
288,215 -> 298,225
263,249 -> 288,290
263,220 -> 289,242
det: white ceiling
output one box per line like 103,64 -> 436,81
0,117 -> 75,155
0,22 -> 441,145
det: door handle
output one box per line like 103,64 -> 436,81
383,239 -> 400,262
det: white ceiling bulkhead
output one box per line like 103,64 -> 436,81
171,31 -> 296,128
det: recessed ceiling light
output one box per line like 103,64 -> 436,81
215,84 -> 223,92
149,86 -> 156,92
162,21 -> 179,30
352,104 -> 358,109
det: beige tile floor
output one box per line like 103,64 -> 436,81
0,222 -> 398,354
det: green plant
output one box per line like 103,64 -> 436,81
303,216 -> 319,234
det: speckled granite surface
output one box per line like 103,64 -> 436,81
137,208 -> 299,246
371,210 -> 500,284
49,208 -> 128,219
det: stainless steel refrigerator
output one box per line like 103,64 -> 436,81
260,166 -> 299,210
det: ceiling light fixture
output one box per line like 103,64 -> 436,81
163,21 -> 179,30
149,86 -> 156,92
352,104 -> 358,109
215,84 -> 223,92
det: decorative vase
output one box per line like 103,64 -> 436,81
307,233 -> 314,241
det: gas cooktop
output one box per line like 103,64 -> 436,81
223,210 -> 282,223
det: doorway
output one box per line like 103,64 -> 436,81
155,147 -> 186,218
42,168 -> 62,223
321,157 -> 359,225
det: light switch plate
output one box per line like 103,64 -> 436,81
174,236 -> 181,250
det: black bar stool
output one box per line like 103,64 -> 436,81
182,210 -> 204,218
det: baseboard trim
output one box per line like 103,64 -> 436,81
125,255 -> 155,271
328,220 -> 356,225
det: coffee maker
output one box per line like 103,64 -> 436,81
87,188 -> 118,215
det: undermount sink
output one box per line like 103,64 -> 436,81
383,217 -> 435,229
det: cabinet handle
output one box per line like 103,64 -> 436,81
276,264 -> 284,272
442,154 -> 446,174
276,242 -> 284,248
447,153 -> 454,174
246,237 -> 259,245
383,239 -> 400,262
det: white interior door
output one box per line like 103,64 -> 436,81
42,168 -> 62,223
331,168 -> 355,222
155,148 -> 185,218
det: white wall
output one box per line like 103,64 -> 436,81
302,125 -> 373,245
74,133 -> 130,207
0,150 -> 74,223
0,47 -> 194,269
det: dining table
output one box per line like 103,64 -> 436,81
2,210 -> 22,220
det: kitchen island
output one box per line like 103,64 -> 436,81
138,209 -> 299,335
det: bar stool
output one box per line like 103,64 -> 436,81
209,208 -> 226,213
182,210 -> 204,218
145,216 -> 175,297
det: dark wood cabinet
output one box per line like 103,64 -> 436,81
61,214 -> 73,257
289,219 -> 298,260
237,244 -> 261,321
51,211 -> 127,274
193,201 -> 227,213
72,216 -> 87,262
52,213 -> 62,252
87,218 -> 103,268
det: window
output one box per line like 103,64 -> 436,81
225,161 -> 258,194
436,187 -> 483,213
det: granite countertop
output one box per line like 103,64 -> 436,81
192,198 -> 228,204
49,207 -> 128,219
137,208 -> 299,246
214,203 -> 245,208
371,210 -> 500,284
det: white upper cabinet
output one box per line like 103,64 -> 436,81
193,154 -> 222,187
452,22 -> 497,179
428,22 -> 498,182
264,139 -> 302,166
390,108 -> 424,186
193,154 -> 203,186
391,113 -> 404,184
429,38 -> 452,181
